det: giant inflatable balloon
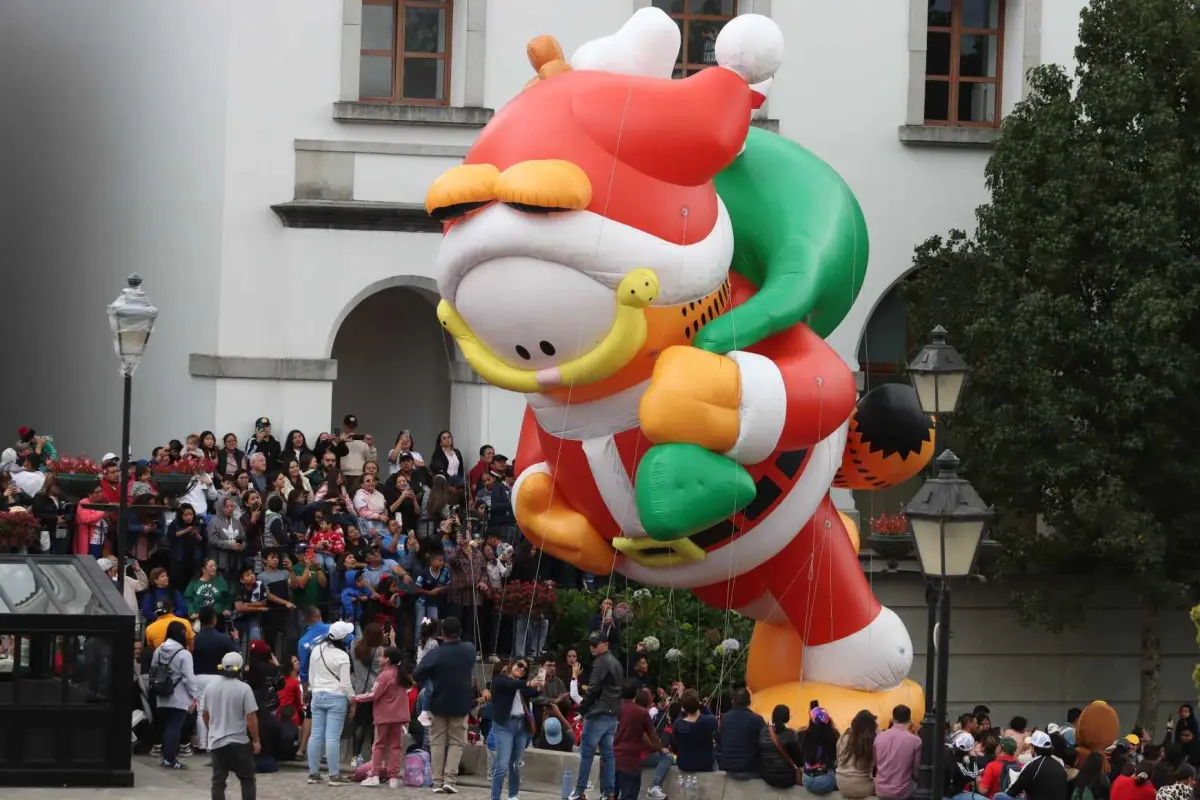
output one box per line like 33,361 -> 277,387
427,8 -> 936,725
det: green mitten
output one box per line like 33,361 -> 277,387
635,443 -> 755,542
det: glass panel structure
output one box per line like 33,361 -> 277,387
0,555 -> 135,787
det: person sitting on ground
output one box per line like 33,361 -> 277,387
997,731 -> 1069,800
979,737 -> 1020,798
716,687 -> 764,779
1111,763 -> 1156,800
759,703 -> 804,789
837,709 -> 879,799
672,688 -> 717,774
1154,763 -> 1196,800
801,705 -> 841,794
1073,751 -> 1113,800
943,731 -> 982,800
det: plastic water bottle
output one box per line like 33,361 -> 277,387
561,769 -> 573,800
686,775 -> 699,800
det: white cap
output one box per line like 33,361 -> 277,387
328,620 -> 354,641
219,652 -> 244,671
1029,731 -> 1053,749
96,557 -> 117,571
102,452 -> 118,463
952,732 -> 976,751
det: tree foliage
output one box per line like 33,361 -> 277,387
904,0 -> 1200,635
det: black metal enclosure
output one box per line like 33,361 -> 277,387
0,555 -> 135,787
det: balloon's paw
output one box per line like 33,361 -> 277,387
634,443 -> 754,541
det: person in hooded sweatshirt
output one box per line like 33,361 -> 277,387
207,496 -> 248,585
151,620 -> 201,770
943,731 -> 983,800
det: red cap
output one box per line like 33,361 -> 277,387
17,426 -> 32,440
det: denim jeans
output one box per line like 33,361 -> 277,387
512,615 -> 547,657
233,617 -> 263,642
314,553 -> 339,596
490,717 -> 528,800
307,692 -> 349,776
951,793 -> 988,800
645,752 -> 674,787
575,714 -> 618,797
803,772 -> 839,794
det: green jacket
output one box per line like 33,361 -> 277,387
184,575 -> 233,616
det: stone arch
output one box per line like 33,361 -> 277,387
328,276 -> 456,462
324,274 -> 441,358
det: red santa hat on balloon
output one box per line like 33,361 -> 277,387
570,7 -> 783,130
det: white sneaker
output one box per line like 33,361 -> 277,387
418,711 -> 433,727
508,795 -> 520,800
646,787 -> 667,800
388,778 -> 401,789
361,775 -> 381,787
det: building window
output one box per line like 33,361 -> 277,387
652,0 -> 738,78
924,0 -> 1004,126
359,0 -> 452,105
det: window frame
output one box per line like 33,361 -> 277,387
359,0 -> 454,107
654,1 -> 739,78
924,0 -> 1006,128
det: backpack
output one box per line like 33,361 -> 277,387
999,762 -> 1022,793
404,750 -> 432,787
150,647 -> 183,697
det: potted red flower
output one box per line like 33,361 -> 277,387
868,511 -> 914,563
0,510 -> 40,550
151,457 -> 214,498
48,456 -> 103,500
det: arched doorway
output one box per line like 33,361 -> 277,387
852,279 -> 924,526
330,286 -> 453,461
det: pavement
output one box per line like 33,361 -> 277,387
7,756 -> 564,800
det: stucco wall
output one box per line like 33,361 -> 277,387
873,573 -> 1196,732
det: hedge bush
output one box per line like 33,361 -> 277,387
545,586 -> 754,698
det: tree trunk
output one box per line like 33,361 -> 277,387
1138,605 -> 1162,737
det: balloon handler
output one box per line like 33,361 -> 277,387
427,8 -> 936,727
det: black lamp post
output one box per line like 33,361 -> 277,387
906,326 -> 977,800
906,449 -> 992,800
106,275 -> 158,595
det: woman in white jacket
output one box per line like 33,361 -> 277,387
306,620 -> 355,785
97,556 -> 149,638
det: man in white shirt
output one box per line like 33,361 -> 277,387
10,453 -> 46,496
338,414 -> 377,495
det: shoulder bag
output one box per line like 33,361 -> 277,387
768,723 -> 805,785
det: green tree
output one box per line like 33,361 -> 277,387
902,0 -> 1200,734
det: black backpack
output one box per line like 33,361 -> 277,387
150,647 -> 183,697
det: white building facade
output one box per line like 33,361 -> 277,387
0,0 -> 1086,473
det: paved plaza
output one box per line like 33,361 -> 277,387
10,756 -> 562,800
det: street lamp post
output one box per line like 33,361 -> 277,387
906,326 -> 976,800
106,275 -> 158,595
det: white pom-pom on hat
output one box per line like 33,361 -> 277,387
571,6 -> 680,79
715,14 -> 785,85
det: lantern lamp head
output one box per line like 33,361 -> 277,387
107,274 -> 158,375
907,325 -> 970,415
904,450 -> 992,578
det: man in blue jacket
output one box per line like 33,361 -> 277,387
413,616 -> 476,794
716,688 -> 765,779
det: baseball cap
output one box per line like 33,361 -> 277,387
249,639 -> 271,656
1028,731 -> 1053,750
219,652 -> 244,672
255,417 -> 271,430
999,737 -> 1017,755
1125,734 -> 1140,747
542,716 -> 563,745
328,620 -> 354,641
17,426 -> 32,440
587,631 -> 606,647
343,414 -> 358,427
952,732 -> 976,751
492,454 -> 509,463
102,452 -> 118,464
96,557 -> 117,572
